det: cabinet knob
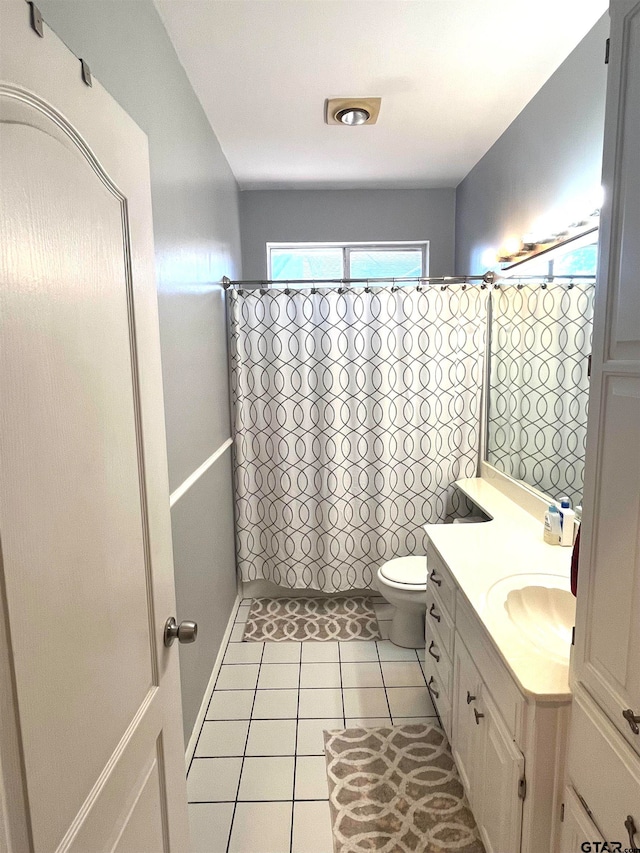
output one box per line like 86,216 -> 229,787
429,569 -> 442,587
474,708 -> 485,725
429,603 -> 441,623
625,815 -> 638,847
622,708 -> 640,735
427,676 -> 439,699
466,690 -> 476,705
428,640 -> 440,663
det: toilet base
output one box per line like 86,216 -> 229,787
389,610 -> 426,649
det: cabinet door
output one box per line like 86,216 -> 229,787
573,0 -> 640,757
476,692 -> 525,853
451,636 -> 482,808
559,788 -> 604,853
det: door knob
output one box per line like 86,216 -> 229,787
429,603 -> 441,623
164,617 -> 198,647
474,708 -> 485,725
466,690 -> 476,705
625,815 -> 637,848
427,676 -> 439,699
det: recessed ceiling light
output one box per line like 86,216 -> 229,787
335,107 -> 370,125
325,97 -> 381,126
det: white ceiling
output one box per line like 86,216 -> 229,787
155,0 -> 608,190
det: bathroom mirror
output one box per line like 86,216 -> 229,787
485,237 -> 597,507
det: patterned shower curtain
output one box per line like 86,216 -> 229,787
229,284 -> 488,592
488,281 -> 595,507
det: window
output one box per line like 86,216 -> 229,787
267,242 -> 428,282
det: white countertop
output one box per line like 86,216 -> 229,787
424,477 -> 574,701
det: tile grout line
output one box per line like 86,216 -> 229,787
337,641 -> 346,728
376,641 -> 394,723
188,797 -> 330,805
289,641 -> 303,853
226,613 -> 265,853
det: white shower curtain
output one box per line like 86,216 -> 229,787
488,281 -> 595,507
229,284 -> 487,592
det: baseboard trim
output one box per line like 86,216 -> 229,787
185,592 -> 241,768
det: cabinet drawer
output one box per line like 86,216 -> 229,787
426,545 -> 456,620
423,636 -> 453,707
567,686 -> 640,848
426,585 -> 454,660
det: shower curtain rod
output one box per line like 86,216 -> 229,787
222,272 -> 595,290
222,272 -> 496,289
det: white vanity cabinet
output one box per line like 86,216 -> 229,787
424,499 -> 573,853
450,632 -> 525,853
564,1 -> 640,847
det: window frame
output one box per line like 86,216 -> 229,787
266,240 -> 429,282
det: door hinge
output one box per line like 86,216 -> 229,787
572,625 -> 575,646
560,803 -> 565,822
605,37 -> 610,64
518,776 -> 527,801
587,354 -> 592,377
29,1 -> 44,37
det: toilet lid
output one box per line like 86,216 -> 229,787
379,556 -> 427,586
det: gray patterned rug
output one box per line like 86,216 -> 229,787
324,723 -> 485,853
242,597 -> 381,642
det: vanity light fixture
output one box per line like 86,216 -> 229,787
325,97 -> 381,126
497,208 -> 601,268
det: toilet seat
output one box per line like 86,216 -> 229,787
378,556 -> 427,590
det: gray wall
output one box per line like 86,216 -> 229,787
455,14 -> 609,275
38,0 -> 241,742
240,188 -> 456,278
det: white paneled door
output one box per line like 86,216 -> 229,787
0,3 -> 190,851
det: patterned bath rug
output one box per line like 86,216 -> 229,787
324,723 -> 485,853
242,597 -> 381,642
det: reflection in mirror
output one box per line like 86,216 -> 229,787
486,239 -> 597,507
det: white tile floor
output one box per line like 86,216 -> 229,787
187,596 -> 437,853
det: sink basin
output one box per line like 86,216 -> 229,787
486,573 -> 576,663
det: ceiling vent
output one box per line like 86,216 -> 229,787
325,97 -> 381,126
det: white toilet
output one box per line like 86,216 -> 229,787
376,556 -> 427,649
